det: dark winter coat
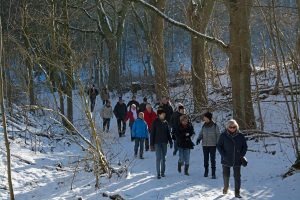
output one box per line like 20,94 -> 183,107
150,118 -> 172,146
87,88 -> 99,100
159,103 -> 173,123
127,100 -> 140,110
170,111 -> 183,137
139,102 -> 147,113
175,122 -> 195,149
113,102 -> 127,120
217,131 -> 248,167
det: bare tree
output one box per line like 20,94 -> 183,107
0,16 -> 15,200
187,0 -> 215,112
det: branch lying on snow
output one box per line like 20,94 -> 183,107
129,0 -> 229,53
243,129 -> 297,139
11,154 -> 35,165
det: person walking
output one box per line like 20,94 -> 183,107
100,85 -> 110,105
132,112 -> 149,159
159,97 -> 173,124
127,95 -> 140,111
196,112 -> 220,179
87,84 -> 99,112
217,119 -> 248,198
170,103 -> 185,156
113,97 -> 127,137
175,114 -> 195,176
143,103 -> 157,151
150,109 -> 173,179
125,104 -> 138,141
100,100 -> 113,132
139,97 -> 148,113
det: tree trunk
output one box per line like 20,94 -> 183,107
297,0 -> 300,58
187,0 -> 215,112
0,16 -> 15,200
21,0 -> 35,107
107,39 -> 120,90
149,0 -> 169,99
227,0 -> 256,129
63,0 -> 73,123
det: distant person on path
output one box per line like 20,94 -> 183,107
170,103 -> 185,156
174,114 -> 195,176
100,100 -> 113,132
113,97 -> 127,137
159,97 -> 173,124
87,84 -> 99,112
196,112 -> 220,179
127,95 -> 140,111
139,97 -> 148,113
125,104 -> 138,141
132,112 -> 149,159
150,109 -> 173,179
143,103 -> 157,151
217,119 -> 248,198
100,85 -> 110,105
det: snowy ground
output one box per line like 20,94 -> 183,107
1,76 -> 300,199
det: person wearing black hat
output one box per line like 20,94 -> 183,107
127,95 -> 140,111
196,111 -> 220,179
150,108 -> 173,179
113,97 -> 127,137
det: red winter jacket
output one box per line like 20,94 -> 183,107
125,110 -> 138,123
143,110 -> 157,131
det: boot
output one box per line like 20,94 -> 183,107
184,165 -> 189,176
140,152 -> 144,159
178,162 -> 182,173
223,176 -> 229,194
235,190 -> 242,198
204,166 -> 209,177
212,167 -> 216,179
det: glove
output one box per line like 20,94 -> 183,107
150,146 -> 155,151
196,138 -> 201,145
170,142 -> 173,149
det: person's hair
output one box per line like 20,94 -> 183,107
180,114 -> 189,122
146,103 -> 152,108
143,97 -> 147,102
225,119 -> 239,130
138,112 -> 144,118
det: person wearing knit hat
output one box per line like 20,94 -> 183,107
196,111 -> 220,179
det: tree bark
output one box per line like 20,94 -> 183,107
63,0 -> 73,123
297,0 -> 300,58
226,0 -> 256,129
149,0 -> 169,99
187,0 -> 215,112
0,16 -> 15,200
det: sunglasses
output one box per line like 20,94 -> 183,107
229,126 -> 237,129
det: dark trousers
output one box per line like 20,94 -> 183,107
155,143 -> 168,176
222,165 -> 241,193
90,98 -> 96,112
103,118 -> 110,131
134,138 -> 145,156
145,138 -> 149,151
203,146 -> 216,169
117,118 -> 126,135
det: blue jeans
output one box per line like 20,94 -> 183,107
155,143 -> 168,176
134,138 -> 145,156
178,148 -> 190,165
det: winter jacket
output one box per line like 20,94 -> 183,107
159,103 -> 173,123
139,102 -> 147,113
150,118 -> 172,146
127,100 -> 140,110
100,88 -> 110,100
113,102 -> 127,119
125,109 -> 138,123
217,131 -> 248,167
132,118 -> 149,139
175,122 -> 195,149
87,88 -> 99,100
100,105 -> 113,119
197,122 -> 221,147
143,110 -> 157,131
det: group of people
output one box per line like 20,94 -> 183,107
87,85 -> 248,198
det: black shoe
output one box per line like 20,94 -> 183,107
161,174 -> 165,177
223,189 -> 228,195
212,167 -> 216,179
204,167 -> 208,177
140,155 -> 144,159
184,165 -> 189,176
157,175 -> 161,179
235,193 -> 242,198
212,174 -> 216,179
178,162 -> 182,173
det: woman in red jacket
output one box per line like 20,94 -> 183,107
143,103 -> 157,151
125,104 -> 138,141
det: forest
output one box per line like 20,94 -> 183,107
1,0 -> 300,199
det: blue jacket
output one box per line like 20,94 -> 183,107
132,118 -> 149,139
217,130 -> 248,167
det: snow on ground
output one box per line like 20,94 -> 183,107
1,81 -> 300,199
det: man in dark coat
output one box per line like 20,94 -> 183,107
217,119 -> 248,198
170,103 -> 185,155
87,84 -> 99,112
150,109 -> 173,179
127,95 -> 140,111
158,97 -> 173,124
139,97 -> 148,113
113,97 -> 127,137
